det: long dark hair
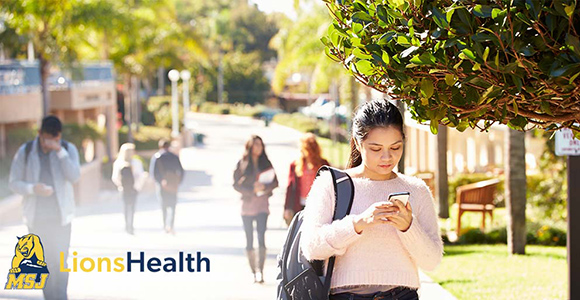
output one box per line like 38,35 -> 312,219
240,135 -> 273,176
347,100 -> 405,168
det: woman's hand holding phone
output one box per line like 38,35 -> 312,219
353,193 -> 413,233
384,197 -> 413,232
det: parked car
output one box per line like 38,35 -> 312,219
299,97 -> 348,122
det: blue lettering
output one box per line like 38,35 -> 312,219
197,252 -> 210,272
147,257 -> 161,272
163,257 -> 176,272
126,252 -> 144,272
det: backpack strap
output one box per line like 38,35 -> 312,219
24,141 -> 33,165
316,165 -> 355,296
24,139 -> 69,165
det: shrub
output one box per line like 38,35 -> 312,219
526,172 -> 567,225
118,125 -> 171,151
450,225 -> 565,246
487,227 -> 507,244
146,96 -> 183,129
457,228 -> 488,244
62,122 -> 105,164
533,225 -> 566,246
273,113 -> 320,134
6,127 -> 37,156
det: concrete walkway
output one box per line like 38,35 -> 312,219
0,113 -> 455,299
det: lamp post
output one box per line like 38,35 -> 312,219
168,69 -> 180,138
180,70 -> 191,120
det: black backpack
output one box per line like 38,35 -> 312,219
120,165 -> 136,192
276,166 -> 354,300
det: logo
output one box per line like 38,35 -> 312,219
5,234 -> 49,290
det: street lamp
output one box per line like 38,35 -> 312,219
180,70 -> 191,118
168,69 -> 180,138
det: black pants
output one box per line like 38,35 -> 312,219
123,190 -> 137,232
161,190 -> 177,230
330,287 -> 419,300
241,213 -> 268,250
28,219 -> 72,300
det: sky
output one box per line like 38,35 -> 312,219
248,0 -> 297,19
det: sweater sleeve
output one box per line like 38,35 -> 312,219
300,171 -> 362,261
397,182 -> 443,271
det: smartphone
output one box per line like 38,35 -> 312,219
388,192 -> 410,206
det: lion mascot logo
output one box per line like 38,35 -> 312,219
9,234 -> 49,279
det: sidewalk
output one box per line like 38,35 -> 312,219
0,113 -> 456,299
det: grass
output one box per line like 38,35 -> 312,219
427,244 -> 567,300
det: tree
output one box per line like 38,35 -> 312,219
2,0 -> 82,116
271,2 -> 344,95
436,125 -> 449,219
321,0 -> 580,257
321,0 -> 580,135
178,0 -> 278,105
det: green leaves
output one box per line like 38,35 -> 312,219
352,11 -> 372,24
355,60 -> 374,75
420,78 -> 434,99
322,0 -> 580,135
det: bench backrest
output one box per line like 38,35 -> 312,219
456,179 -> 500,205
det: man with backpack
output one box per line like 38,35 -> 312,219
153,140 -> 184,234
9,115 -> 81,300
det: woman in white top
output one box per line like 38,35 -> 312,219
301,100 -> 443,300
112,143 -> 146,235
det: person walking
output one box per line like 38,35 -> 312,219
153,140 -> 184,234
233,135 -> 278,284
149,139 -> 169,204
9,115 -> 81,300
112,143 -> 146,235
300,100 -> 443,300
283,132 -> 330,225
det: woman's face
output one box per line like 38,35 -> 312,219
251,139 -> 264,157
356,126 -> 404,177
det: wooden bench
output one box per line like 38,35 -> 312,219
456,178 -> 500,236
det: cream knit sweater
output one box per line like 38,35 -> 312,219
301,171 -> 443,290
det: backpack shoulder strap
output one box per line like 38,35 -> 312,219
24,140 -> 34,165
60,139 -> 69,151
315,165 -> 355,296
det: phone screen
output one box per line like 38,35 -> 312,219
388,192 -> 410,206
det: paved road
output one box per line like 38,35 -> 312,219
0,113 -> 455,300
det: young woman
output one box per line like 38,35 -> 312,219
284,133 -> 330,225
112,143 -> 146,235
300,100 -> 443,300
233,135 -> 279,283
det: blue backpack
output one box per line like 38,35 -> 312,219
276,166 -> 354,300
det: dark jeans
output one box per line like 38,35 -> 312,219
241,213 -> 268,250
28,219 -> 72,300
330,287 -> 419,300
161,190 -> 177,230
123,190 -> 137,232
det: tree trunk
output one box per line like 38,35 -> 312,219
39,54 -> 51,117
217,49 -> 224,104
124,74 -> 133,143
395,100 -> 405,174
436,124 -> 449,218
506,129 -> 527,254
